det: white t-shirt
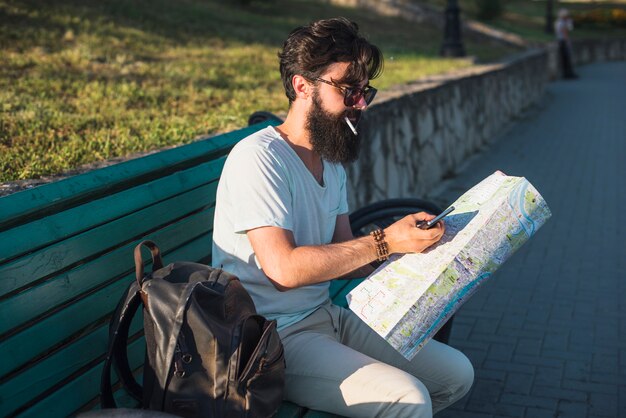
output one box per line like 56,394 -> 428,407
211,126 -> 349,329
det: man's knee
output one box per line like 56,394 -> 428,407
371,378 -> 433,418
433,350 -> 474,412
451,353 -> 474,400
339,363 -> 434,418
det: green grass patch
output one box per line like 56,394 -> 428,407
0,0 -> 515,182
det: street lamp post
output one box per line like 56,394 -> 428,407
440,0 -> 466,57
545,0 -> 554,34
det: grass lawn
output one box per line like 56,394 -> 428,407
0,0 -> 516,182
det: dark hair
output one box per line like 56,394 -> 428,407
278,17 -> 383,103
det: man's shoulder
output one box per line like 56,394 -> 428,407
224,126 -> 290,173
227,125 -> 294,167
233,126 -> 281,153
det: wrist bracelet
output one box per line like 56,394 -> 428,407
370,228 -> 390,262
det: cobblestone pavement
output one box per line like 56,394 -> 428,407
432,61 -> 626,418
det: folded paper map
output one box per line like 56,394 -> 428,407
346,171 -> 552,360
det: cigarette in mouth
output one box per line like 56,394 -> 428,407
344,117 -> 358,135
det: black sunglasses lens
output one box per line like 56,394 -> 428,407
344,87 -> 376,106
344,88 -> 358,107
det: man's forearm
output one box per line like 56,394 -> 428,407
336,262 -> 376,280
251,212 -> 444,291
271,235 -> 378,289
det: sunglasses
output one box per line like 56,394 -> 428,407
313,77 -> 377,107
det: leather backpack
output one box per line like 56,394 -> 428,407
100,240 -> 285,417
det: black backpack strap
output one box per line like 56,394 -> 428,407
100,281 -> 143,408
101,240 -> 163,408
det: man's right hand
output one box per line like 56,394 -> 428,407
384,212 -> 445,255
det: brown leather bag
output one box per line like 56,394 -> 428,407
100,240 -> 285,418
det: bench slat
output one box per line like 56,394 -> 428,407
14,337 -> 145,418
328,279 -> 351,300
274,402 -> 307,418
303,411 -> 343,418
0,313 -> 143,417
329,278 -> 365,308
0,155 -> 225,268
0,230 -> 212,378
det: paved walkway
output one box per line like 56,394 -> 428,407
433,61 -> 626,418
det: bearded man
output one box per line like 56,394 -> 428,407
212,17 -> 474,418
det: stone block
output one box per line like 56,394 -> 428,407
589,392 -> 618,417
562,379 -> 618,395
557,400 -> 589,418
504,372 -> 533,395
532,386 -> 587,402
499,393 -> 558,410
417,107 -> 434,145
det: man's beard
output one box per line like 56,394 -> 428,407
306,92 -> 361,164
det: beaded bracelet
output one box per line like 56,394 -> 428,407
370,228 -> 390,262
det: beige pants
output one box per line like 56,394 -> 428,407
279,302 -> 474,418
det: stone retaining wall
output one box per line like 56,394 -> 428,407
345,49 -> 548,208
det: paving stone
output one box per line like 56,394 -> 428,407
515,338 -> 543,357
619,348 -> 626,366
556,400 -> 589,418
533,366 -> 563,388
473,319 -> 503,335
591,353 -> 619,374
541,350 -> 591,362
561,379 -> 618,396
563,360 -> 591,381
513,354 -> 564,369
504,373 -> 534,395
475,368 -> 506,383
525,309 -> 551,324
468,379 -> 503,405
589,372 -> 621,386
619,386 -> 626,416
464,348 -> 489,367
451,323 -> 473,340
531,385 -> 588,403
437,410 -> 494,418
471,332 -> 520,345
483,360 -> 536,375
499,393 -> 558,410
451,339 -> 491,352
488,343 -> 516,362
542,332 -> 569,352
568,329 -> 595,352
466,401 -> 525,417
589,392 -> 618,417
523,407 -> 556,418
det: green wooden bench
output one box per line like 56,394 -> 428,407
0,115 -> 451,417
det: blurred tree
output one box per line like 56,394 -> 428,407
476,0 -> 503,20
441,0 -> 466,57
545,0 -> 554,34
